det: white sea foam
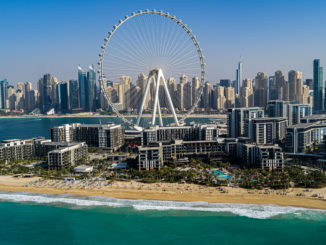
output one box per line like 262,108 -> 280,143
0,191 -> 325,220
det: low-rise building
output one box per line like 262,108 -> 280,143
250,117 -> 287,144
51,123 -> 125,152
137,137 -> 284,171
137,143 -> 163,170
141,124 -> 221,146
239,143 -> 284,170
0,139 -> 34,161
48,142 -> 88,170
285,122 -> 326,153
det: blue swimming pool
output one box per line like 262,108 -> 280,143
209,170 -> 231,180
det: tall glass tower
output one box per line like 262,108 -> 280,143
69,79 -> 79,109
313,59 -> 324,113
87,66 -> 96,112
78,66 -> 87,110
0,79 -> 8,109
235,61 -> 243,95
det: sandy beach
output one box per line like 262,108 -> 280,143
0,176 -> 325,210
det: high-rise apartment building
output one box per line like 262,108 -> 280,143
288,70 -> 303,103
69,80 -> 79,109
213,84 -> 226,110
0,79 -> 8,109
202,81 -> 211,108
57,82 -> 70,112
78,66 -> 87,110
240,78 -> 254,107
118,75 -> 132,111
254,72 -> 268,108
235,61 -> 243,95
38,73 -> 57,113
192,77 -> 201,106
87,66 -> 96,111
225,87 -> 235,108
313,59 -> 324,113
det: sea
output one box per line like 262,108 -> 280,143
0,117 -> 326,244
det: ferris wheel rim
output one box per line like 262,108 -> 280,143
98,10 -> 205,128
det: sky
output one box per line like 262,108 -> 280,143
0,0 -> 326,87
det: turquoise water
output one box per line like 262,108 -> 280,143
210,170 -> 231,180
0,192 -> 325,245
0,117 -> 217,141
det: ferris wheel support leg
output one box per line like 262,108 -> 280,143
136,76 -> 153,126
157,100 -> 163,127
151,75 -> 161,126
160,71 -> 179,126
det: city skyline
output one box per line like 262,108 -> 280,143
0,0 -> 326,85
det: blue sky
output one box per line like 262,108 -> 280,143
0,0 -> 325,86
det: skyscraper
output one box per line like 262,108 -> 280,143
0,79 -> 8,109
78,66 -> 87,110
240,78 -> 254,107
273,71 -> 287,101
213,84 -> 225,110
313,59 -> 324,113
118,75 -> 132,111
235,61 -> 243,95
38,73 -> 55,113
288,70 -> 303,103
192,77 -> 201,106
202,81 -> 211,108
57,82 -> 70,112
254,72 -> 268,108
87,66 -> 96,112
69,80 -> 79,109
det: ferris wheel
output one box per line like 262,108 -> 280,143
98,9 -> 205,130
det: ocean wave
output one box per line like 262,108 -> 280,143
0,191 -> 325,220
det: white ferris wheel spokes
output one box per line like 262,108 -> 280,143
98,10 -> 205,130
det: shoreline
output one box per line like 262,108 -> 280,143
0,176 -> 325,210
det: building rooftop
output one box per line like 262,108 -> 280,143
287,122 -> 326,129
252,117 -> 287,122
302,114 -> 326,120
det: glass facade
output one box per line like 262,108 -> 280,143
78,66 -> 87,110
313,59 -> 324,113
0,79 -> 8,109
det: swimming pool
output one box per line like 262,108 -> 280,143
209,170 -> 232,180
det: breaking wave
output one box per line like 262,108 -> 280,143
0,191 -> 325,220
